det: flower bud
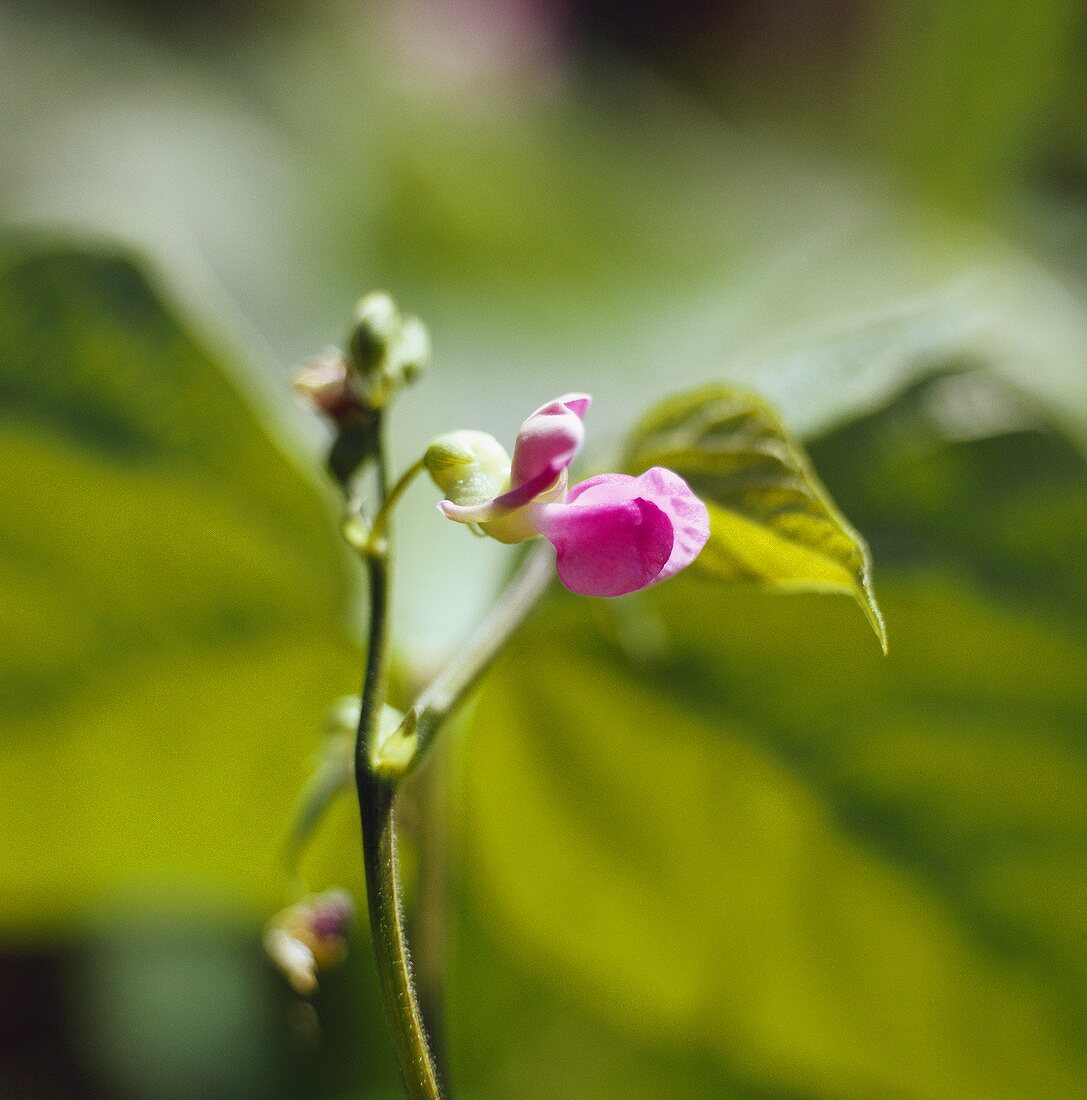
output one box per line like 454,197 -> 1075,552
395,315 -> 431,385
348,292 -> 401,374
424,430 -> 511,508
347,292 -> 429,408
264,890 -> 355,996
293,350 -> 367,425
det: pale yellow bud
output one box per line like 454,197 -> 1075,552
424,430 -> 511,507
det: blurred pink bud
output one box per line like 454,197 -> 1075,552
264,890 -> 355,996
293,351 -> 367,424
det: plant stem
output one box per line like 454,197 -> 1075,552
354,423 -> 444,1100
349,432 -> 554,1096
358,773 -> 443,1098
400,540 -> 555,778
368,457 -> 425,551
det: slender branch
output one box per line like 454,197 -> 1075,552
369,457 -> 425,551
395,541 -> 555,779
341,458 -> 425,562
355,437 -> 391,757
409,754 -> 451,1079
354,421 -> 444,1100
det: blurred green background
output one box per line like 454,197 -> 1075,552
3,1 -> 1087,1097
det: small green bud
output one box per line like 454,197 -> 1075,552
346,291 -> 429,408
369,706 -> 418,779
348,291 -> 401,374
424,430 -> 511,507
395,316 -> 430,384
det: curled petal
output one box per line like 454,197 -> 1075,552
555,392 -> 591,418
438,498 -> 507,525
509,393 -> 591,488
567,468 -> 710,585
534,495 -> 674,597
437,462 -> 562,526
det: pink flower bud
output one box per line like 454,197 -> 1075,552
264,890 -> 355,996
292,351 -> 366,424
429,395 -> 709,596
509,393 -> 590,494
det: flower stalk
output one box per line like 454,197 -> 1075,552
389,541 -> 555,780
351,423 -> 445,1100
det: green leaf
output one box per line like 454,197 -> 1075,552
0,242 -> 359,933
863,0 -> 1082,211
624,385 -> 887,651
452,373 -> 1087,1098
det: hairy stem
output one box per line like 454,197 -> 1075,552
358,773 -> 442,1098
355,426 -> 444,1099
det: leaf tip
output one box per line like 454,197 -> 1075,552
858,582 -> 888,655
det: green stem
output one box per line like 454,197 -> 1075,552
368,457 -> 425,552
398,541 -> 555,778
354,424 -> 444,1100
359,773 -> 443,1098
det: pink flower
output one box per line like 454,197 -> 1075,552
426,394 -> 710,597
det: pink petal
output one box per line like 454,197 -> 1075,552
556,393 -> 591,419
509,393 -> 591,489
567,468 -> 710,585
534,495 -> 674,597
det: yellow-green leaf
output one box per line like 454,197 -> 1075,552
0,242 -> 359,933
624,385 -> 886,651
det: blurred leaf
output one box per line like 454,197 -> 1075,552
0,242 -> 359,933
863,0 -> 1082,211
452,372 -> 1087,1098
806,369 -> 1087,622
625,385 -> 885,650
